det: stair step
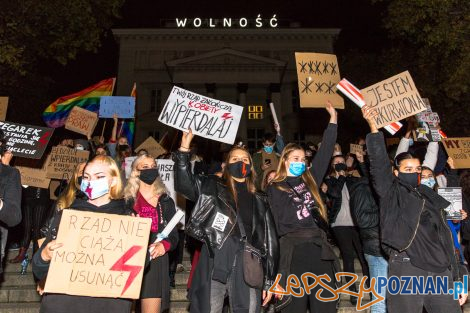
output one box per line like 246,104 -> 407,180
0,286 -> 41,303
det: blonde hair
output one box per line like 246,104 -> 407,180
222,146 -> 257,205
85,155 -> 123,199
56,162 -> 85,210
123,154 -> 167,201
270,143 -> 328,221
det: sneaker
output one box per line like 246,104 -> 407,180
176,264 -> 185,273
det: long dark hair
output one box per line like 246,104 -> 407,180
222,146 -> 257,206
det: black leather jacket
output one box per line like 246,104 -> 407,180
173,151 -> 279,290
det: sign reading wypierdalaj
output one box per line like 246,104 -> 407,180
158,86 -> 243,145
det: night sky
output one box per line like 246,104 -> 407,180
52,0 -> 385,94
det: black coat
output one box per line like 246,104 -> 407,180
366,132 -> 466,281
0,163 -> 22,227
173,150 -> 279,291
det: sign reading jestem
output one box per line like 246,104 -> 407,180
158,86 -> 243,145
44,210 -> 151,299
361,71 -> 427,129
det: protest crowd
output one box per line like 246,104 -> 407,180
0,59 -> 470,313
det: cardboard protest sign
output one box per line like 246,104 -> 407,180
16,166 -> 51,189
0,97 -> 8,121
135,137 -> 167,158
361,71 -> 427,129
350,144 -> 364,156
0,121 -> 53,159
44,210 -> 151,298
65,106 -> 99,137
158,86 -> 243,145
46,146 -> 90,179
438,188 -> 463,220
99,96 -> 135,118
442,138 -> 470,169
295,53 -> 344,109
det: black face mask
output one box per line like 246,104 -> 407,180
139,168 -> 159,185
334,163 -> 348,172
398,172 -> 420,188
227,161 -> 251,179
118,144 -> 129,152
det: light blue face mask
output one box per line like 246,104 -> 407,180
289,162 -> 306,176
80,177 -> 110,200
264,145 -> 274,154
421,177 -> 436,189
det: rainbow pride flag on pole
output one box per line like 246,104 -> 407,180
42,78 -> 115,128
119,83 -> 136,146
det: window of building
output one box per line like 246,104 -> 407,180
248,105 -> 263,119
150,89 -> 162,113
247,128 -> 265,153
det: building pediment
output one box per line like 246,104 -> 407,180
166,48 -> 286,68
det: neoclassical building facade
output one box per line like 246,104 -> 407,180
113,26 -> 340,151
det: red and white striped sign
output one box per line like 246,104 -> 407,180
336,79 -> 402,135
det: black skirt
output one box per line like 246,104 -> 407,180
140,233 -> 170,309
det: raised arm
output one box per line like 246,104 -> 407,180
274,123 -> 285,153
422,142 -> 439,170
310,102 -> 338,183
173,129 -> 204,202
363,106 -> 395,198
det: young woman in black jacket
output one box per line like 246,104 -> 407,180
266,103 -> 340,313
32,156 -> 134,313
174,129 -> 279,313
362,106 -> 468,313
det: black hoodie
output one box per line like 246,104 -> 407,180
32,198 -> 132,313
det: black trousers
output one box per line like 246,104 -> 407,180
20,199 -> 50,252
332,226 -> 370,286
388,252 -> 461,313
282,242 -> 338,313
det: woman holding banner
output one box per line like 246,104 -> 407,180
124,154 -> 179,313
174,129 -> 279,313
266,102 -> 340,313
32,156 -> 133,313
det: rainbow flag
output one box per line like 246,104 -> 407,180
119,83 -> 136,146
43,78 -> 115,128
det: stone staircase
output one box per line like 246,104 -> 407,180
1,247 -> 470,312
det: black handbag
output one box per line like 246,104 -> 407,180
237,215 -> 264,289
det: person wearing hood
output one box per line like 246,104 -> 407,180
362,106 -> 468,312
32,156 -> 138,313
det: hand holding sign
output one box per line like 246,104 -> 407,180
180,128 -> 194,151
361,105 -> 379,133
41,240 -> 64,262
325,101 -> 338,124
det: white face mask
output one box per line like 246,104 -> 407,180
75,145 -> 85,151
80,177 -> 110,200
